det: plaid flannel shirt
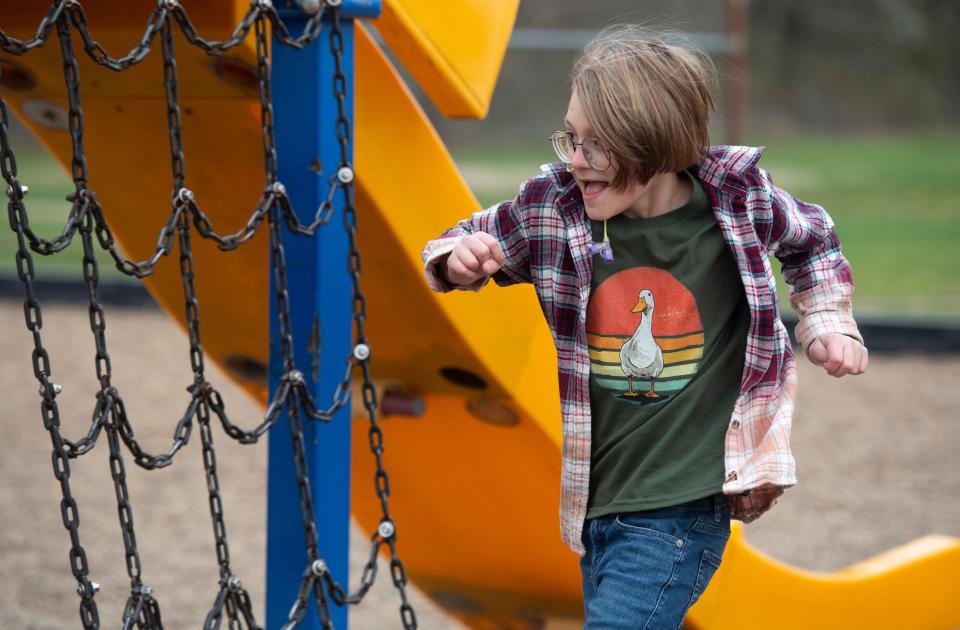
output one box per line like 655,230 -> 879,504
421,145 -> 863,556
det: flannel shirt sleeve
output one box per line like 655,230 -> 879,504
421,180 -> 532,293
757,167 -> 864,354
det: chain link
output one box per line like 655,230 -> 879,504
3,2 -> 417,627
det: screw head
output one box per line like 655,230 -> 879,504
76,581 -> 100,597
353,343 -> 371,361
159,0 -> 178,9
271,181 -> 286,196
311,559 -> 327,576
378,520 -> 395,540
287,369 -> 304,384
227,576 -> 242,592
177,187 -> 194,204
336,166 -> 354,184
327,0 -> 342,6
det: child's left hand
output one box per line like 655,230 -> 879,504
806,333 -> 868,377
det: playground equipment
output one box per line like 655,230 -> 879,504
3,1 -> 959,628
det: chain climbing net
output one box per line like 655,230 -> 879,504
1,1 -> 416,628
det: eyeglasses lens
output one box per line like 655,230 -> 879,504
583,138 -> 608,170
552,132 -> 574,163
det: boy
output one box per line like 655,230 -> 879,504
421,25 -> 867,629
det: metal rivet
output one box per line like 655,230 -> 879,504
271,181 -> 286,196
76,581 -> 100,597
177,188 -> 194,204
311,559 -> 327,576
287,369 -> 304,384
227,576 -> 242,592
353,343 -> 370,361
676,540 -> 683,547
6,184 -> 27,197
378,520 -> 395,539
336,166 -> 354,183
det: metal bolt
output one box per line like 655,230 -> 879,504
6,184 -> 27,198
40,382 -> 63,397
378,520 -> 395,540
159,0 -> 178,9
271,181 -> 286,196
353,343 -> 370,361
227,576 -> 242,592
310,559 -> 327,576
76,581 -> 100,597
140,584 -> 154,597
336,166 -> 354,184
177,188 -> 194,204
255,0 -> 272,8
327,0 -> 342,6
287,369 -> 304,383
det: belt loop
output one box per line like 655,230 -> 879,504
714,493 -> 722,523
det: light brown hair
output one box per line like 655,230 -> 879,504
571,25 -> 716,189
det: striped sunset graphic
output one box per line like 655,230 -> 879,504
587,267 -> 704,402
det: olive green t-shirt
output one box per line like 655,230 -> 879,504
585,170 -> 751,519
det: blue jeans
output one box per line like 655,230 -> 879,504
580,492 -> 731,629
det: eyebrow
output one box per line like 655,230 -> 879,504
563,118 -> 592,136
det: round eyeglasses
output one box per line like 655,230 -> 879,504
549,130 -> 611,171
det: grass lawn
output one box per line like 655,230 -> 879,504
3,135 -> 958,320
452,135 -> 960,320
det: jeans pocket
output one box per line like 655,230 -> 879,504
691,518 -> 730,539
613,513 -> 685,548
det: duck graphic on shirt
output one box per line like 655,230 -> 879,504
620,289 -> 664,399
587,267 -> 705,405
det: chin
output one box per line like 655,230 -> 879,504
584,204 -> 619,221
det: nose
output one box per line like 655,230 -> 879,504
570,143 -> 591,171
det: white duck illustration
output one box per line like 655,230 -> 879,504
619,289 -> 664,398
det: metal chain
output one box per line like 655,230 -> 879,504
0,0 -> 65,55
2,46 -> 101,630
66,2 -> 164,71
324,10 -> 417,627
4,2 -> 419,627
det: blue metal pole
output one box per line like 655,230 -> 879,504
266,2 -> 378,627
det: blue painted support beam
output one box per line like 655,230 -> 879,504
266,1 -> 378,627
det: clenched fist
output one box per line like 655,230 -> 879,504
807,333 -> 868,377
444,232 -> 507,286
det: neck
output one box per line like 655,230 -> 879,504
623,171 -> 692,220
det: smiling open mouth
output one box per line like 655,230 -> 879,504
582,180 -> 609,199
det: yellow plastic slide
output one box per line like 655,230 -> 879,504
2,1 -> 958,628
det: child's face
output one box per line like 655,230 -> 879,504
564,89 -> 650,221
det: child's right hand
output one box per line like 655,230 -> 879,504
444,232 -> 506,286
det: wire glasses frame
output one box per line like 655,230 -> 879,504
548,130 -> 611,171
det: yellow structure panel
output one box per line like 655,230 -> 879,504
376,0 -> 518,118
